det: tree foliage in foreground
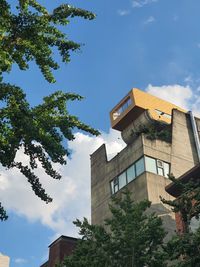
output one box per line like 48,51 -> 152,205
0,0 -> 99,220
60,178 -> 200,267
161,175 -> 200,266
60,192 -> 167,267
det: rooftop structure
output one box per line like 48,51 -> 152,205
110,88 -> 186,131
91,88 -> 200,237
40,87 -> 200,266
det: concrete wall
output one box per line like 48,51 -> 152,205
121,110 -> 153,144
91,110 -> 199,235
146,172 -> 176,237
91,135 -> 144,225
171,110 -> 199,177
143,136 -> 171,163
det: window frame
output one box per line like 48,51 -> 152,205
110,155 -> 170,195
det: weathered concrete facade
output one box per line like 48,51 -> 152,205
91,91 -> 200,236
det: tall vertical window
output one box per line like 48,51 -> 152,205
113,177 -> 119,194
135,157 -> 145,176
118,172 -> 127,190
127,165 -> 135,183
163,162 -> 170,178
110,180 -> 114,194
157,167 -> 164,176
157,160 -> 165,177
145,157 -> 157,174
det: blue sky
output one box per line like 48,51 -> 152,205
1,0 -> 200,266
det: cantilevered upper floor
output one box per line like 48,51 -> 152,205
110,88 -> 186,131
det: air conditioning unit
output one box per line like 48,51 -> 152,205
157,160 -> 164,168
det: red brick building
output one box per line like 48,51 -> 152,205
40,236 -> 77,267
165,163 -> 200,232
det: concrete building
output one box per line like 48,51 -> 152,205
0,253 -> 10,267
40,87 -> 200,266
91,88 -> 200,236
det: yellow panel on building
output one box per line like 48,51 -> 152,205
110,88 -> 186,131
0,254 -> 10,267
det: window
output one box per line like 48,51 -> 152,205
113,111 -> 120,120
164,113 -> 172,119
135,157 -> 145,176
113,177 -> 119,193
157,159 -> 165,176
155,109 -> 171,119
157,167 -> 164,176
145,157 -> 157,174
127,165 -> 136,183
110,180 -> 114,194
163,162 -> 170,178
110,156 -> 170,195
145,156 -> 170,177
118,172 -> 127,190
112,97 -> 132,120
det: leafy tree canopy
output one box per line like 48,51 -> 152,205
0,0 -> 95,82
161,174 -> 200,266
60,177 -> 200,267
60,192 -> 167,267
161,175 -> 200,233
0,0 -> 99,220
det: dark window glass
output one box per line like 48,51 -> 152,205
135,158 -> 145,176
114,184 -> 118,193
118,172 -> 127,190
113,177 -> 119,193
127,165 -> 136,183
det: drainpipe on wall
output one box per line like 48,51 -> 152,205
189,111 -> 200,162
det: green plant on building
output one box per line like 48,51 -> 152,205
132,121 -> 172,143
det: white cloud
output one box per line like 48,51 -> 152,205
132,0 -> 158,8
191,94 -> 200,117
184,75 -> 193,84
0,129 -> 125,237
117,9 -> 130,16
144,16 -> 155,24
15,258 -> 27,264
146,84 -> 193,110
0,175 -> 9,190
146,83 -> 200,123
